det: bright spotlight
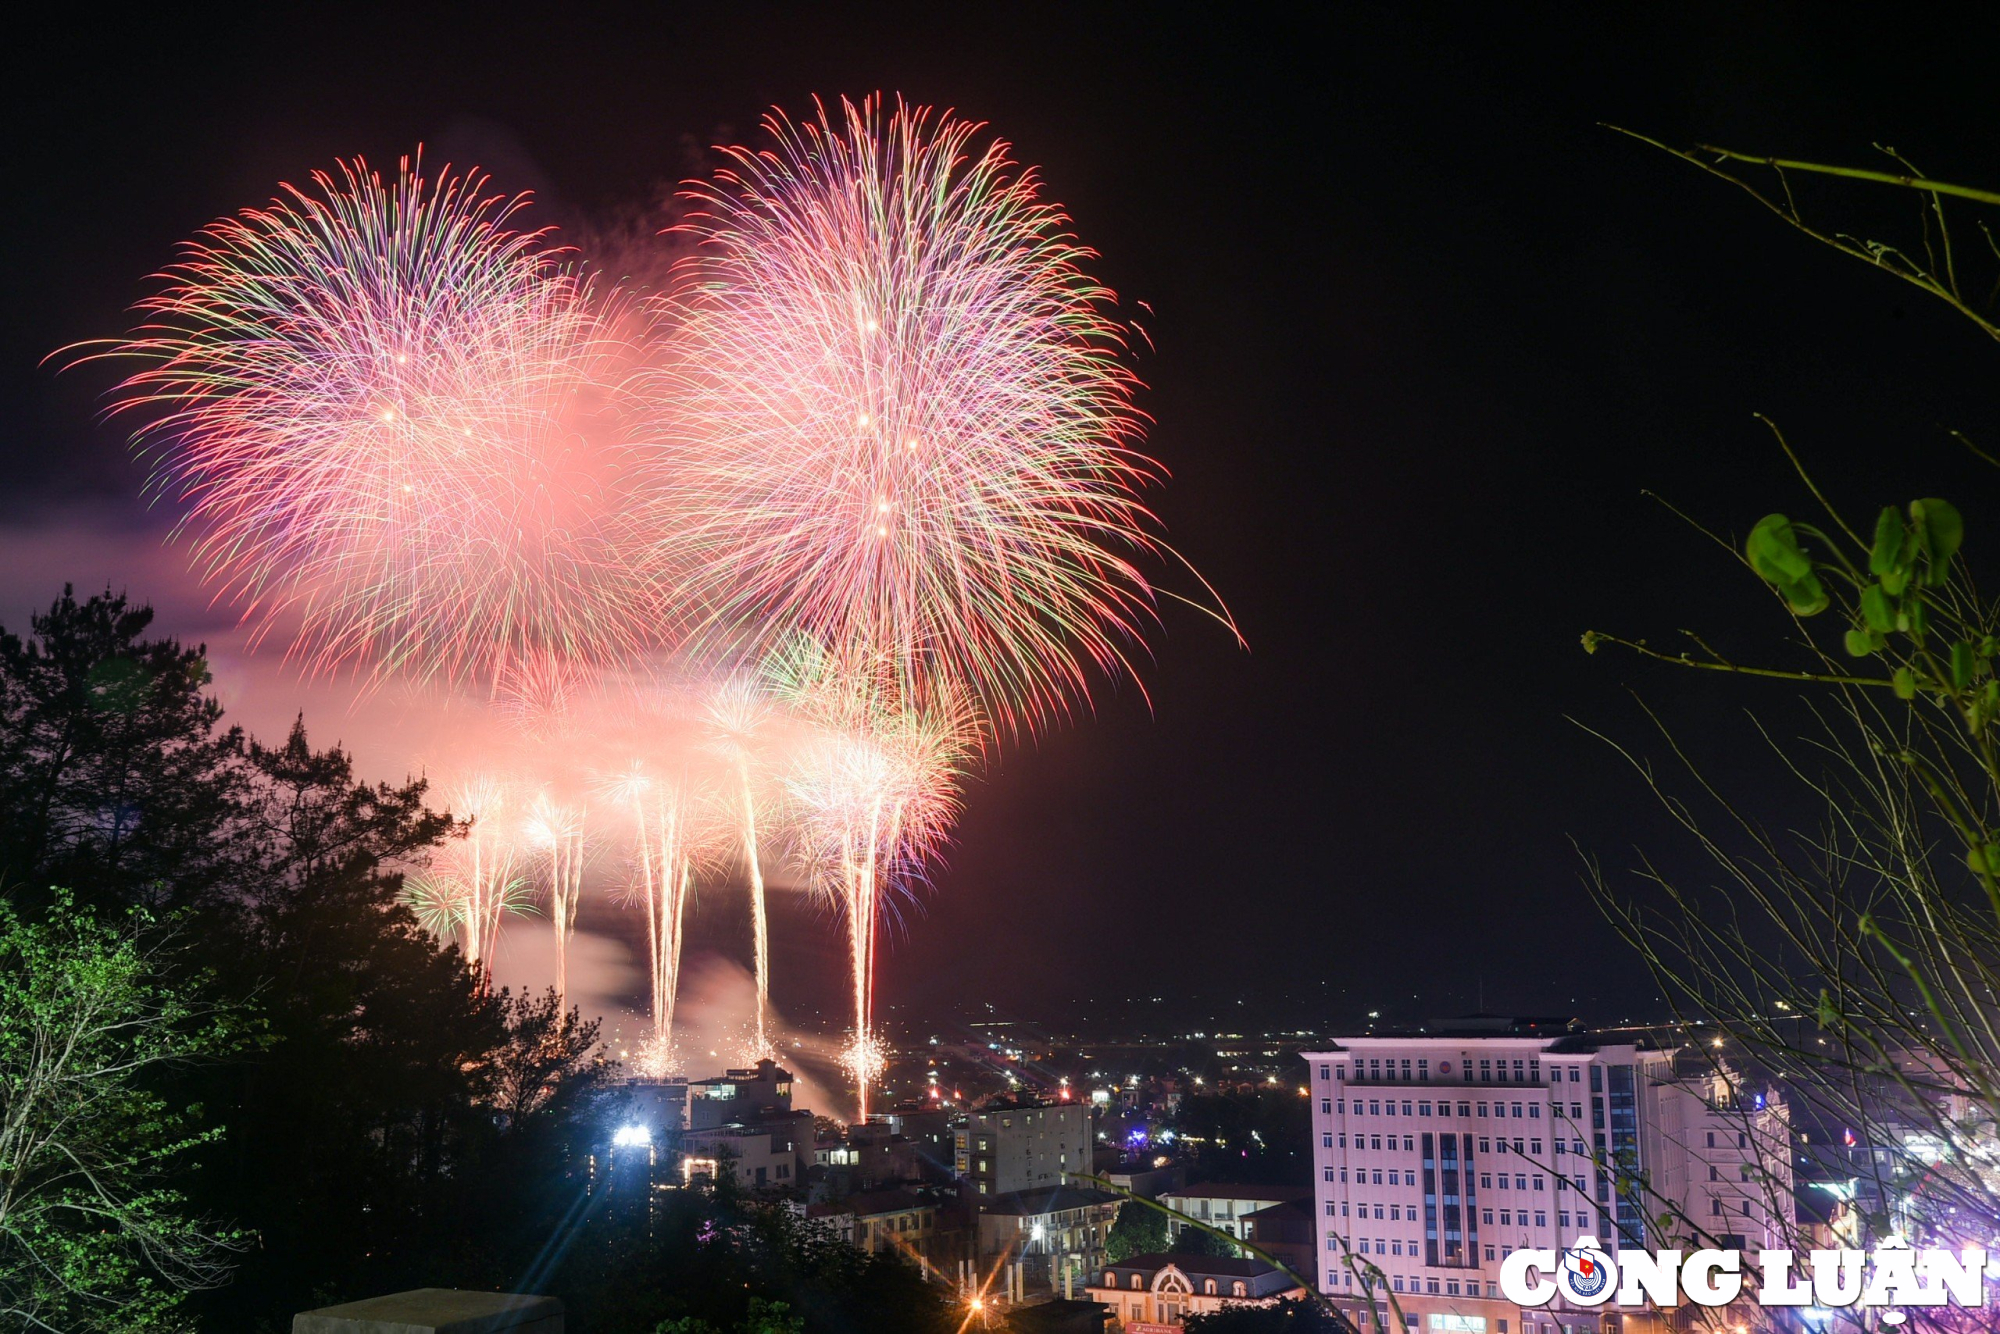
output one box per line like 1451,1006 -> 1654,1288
612,1124 -> 651,1147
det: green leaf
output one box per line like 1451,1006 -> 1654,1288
1780,571 -> 1829,616
1844,629 -> 1874,658
1911,498 -> 1964,578
1952,641 -> 1977,690
1746,514 -> 1812,584
1881,565 -> 1911,596
1893,667 -> 1918,700
1860,584 -> 1896,633
1869,506 -> 1910,577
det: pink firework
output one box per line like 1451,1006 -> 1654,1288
782,649 -> 974,1119
655,95 -> 1196,737
84,153 -> 662,697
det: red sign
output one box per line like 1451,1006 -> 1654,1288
1126,1325 -> 1179,1334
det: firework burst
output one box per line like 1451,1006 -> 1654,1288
654,95 -> 1192,736
84,153 -> 662,696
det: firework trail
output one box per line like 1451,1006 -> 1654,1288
401,774 -> 535,983
525,792 -> 589,1004
781,645 -> 974,1119
654,95 -> 1211,738
703,675 -> 781,1060
81,154 -> 662,697
607,762 -> 705,1073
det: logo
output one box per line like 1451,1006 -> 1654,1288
1556,1238 -> 1617,1305
1498,1240 -> 1993,1311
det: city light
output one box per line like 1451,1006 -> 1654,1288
611,1124 -> 651,1148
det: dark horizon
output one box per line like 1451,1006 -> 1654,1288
10,5 -> 2000,1034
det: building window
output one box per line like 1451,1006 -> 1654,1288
1321,1099 -> 1332,1115
1482,1209 -> 1493,1224
1320,1064 -> 1331,1081
1458,1102 -> 1472,1117
1535,1211 -> 1547,1227
1419,1102 -> 1432,1117
1477,1104 -> 1488,1118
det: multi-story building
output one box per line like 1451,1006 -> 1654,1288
954,1098 -> 1091,1197
682,1107 -> 811,1192
806,1187 -> 949,1264
1084,1255 -> 1307,1327
975,1184 -> 1121,1295
1642,1052 -> 1793,1253
1157,1183 -> 1313,1243
1303,1021 -> 1793,1334
687,1058 -> 795,1131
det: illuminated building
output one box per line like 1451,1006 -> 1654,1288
1156,1183 -> 1311,1242
953,1098 -> 1090,1196
1304,1022 -> 1794,1334
1084,1255 -> 1306,1328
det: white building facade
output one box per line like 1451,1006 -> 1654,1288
1303,1029 -> 1790,1334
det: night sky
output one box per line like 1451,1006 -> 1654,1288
9,6 -> 2000,1033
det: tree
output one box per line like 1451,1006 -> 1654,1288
1587,139 -> 2000,1267
657,1298 -> 806,1334
0,893 -> 243,1332
1104,1198 -> 1169,1261
1171,1224 -> 1238,1258
0,588 -> 247,914
1184,1298 -> 1347,1333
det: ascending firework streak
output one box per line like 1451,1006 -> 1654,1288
526,794 -> 588,1004
704,677 -> 778,1059
613,767 -> 702,1074
80,153 -> 662,699
657,95 -> 1221,737
401,775 -> 534,985
783,649 -> 973,1120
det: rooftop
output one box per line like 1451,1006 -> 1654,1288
808,1187 -> 928,1219
1162,1182 -> 1311,1203
1101,1253 -> 1288,1280
980,1185 -> 1119,1217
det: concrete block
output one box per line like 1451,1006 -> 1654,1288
292,1288 -> 563,1334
